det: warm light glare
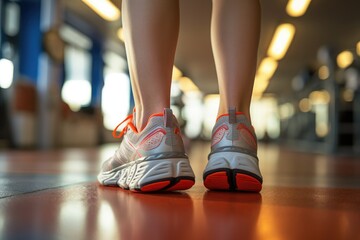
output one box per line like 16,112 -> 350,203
343,89 -> 354,102
182,92 -> 203,138
268,23 -> 296,60
357,42 -> 360,56
279,103 -> 295,119
82,0 -> 120,21
250,97 -> 280,140
316,122 -> 328,137
0,59 -> 14,89
318,65 -> 329,80
59,202 -> 86,238
252,73 -> 272,98
253,75 -> 270,96
251,94 -> 262,100
203,94 -> 220,138
177,77 -> 199,92
117,28 -> 125,42
60,25 -> 93,49
313,104 -> 329,138
61,79 -> 92,111
172,66 -> 182,80
337,51 -> 354,69
309,90 -> 330,105
299,98 -> 311,112
257,57 -> 278,79
97,202 -> 117,239
103,52 -> 127,71
286,0 -> 312,17
102,72 -> 130,130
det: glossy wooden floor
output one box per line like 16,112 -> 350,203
0,142 -> 360,240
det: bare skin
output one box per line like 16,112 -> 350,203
122,0 -> 261,129
211,0 -> 261,120
122,0 -> 179,130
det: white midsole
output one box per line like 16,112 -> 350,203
98,158 -> 194,190
205,152 -> 262,178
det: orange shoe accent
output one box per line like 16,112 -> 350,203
237,124 -> 257,149
166,179 -> 195,191
204,172 -> 229,190
112,114 -> 135,138
112,112 -> 166,139
236,173 -> 262,192
140,181 -> 170,192
216,112 -> 246,122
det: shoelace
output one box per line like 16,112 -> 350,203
112,114 -> 135,139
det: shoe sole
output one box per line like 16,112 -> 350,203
98,157 -> 195,192
138,178 -> 195,192
203,169 -> 262,192
203,152 -> 262,192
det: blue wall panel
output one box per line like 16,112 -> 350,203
91,39 -> 104,106
18,0 -> 41,83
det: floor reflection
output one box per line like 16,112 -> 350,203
201,191 -> 262,240
97,186 -> 194,240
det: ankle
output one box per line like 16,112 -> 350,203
217,105 -> 251,123
135,105 -> 169,131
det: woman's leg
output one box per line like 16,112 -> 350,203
98,0 -> 195,192
211,0 -> 261,120
203,0 -> 262,192
122,0 -> 179,130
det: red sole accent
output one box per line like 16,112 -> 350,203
140,181 -> 171,192
204,171 -> 262,192
236,173 -> 262,192
204,171 -> 229,190
166,179 -> 195,191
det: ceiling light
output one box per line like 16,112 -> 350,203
286,0 -> 312,17
60,25 -> 93,49
253,81 -> 269,96
177,77 -> 199,92
267,23 -> 296,60
103,52 -> 127,71
336,51 -> 353,69
0,58 -> 14,89
172,66 -> 182,80
82,0 -> 120,21
61,79 -> 92,111
318,65 -> 329,80
299,98 -> 311,112
251,94 -> 262,100
343,89 -> 354,102
257,57 -> 278,79
309,90 -> 330,105
279,103 -> 295,119
253,74 -> 270,96
117,28 -> 125,42
204,94 -> 220,102
316,122 -> 328,137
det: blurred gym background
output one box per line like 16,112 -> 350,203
0,0 -> 359,155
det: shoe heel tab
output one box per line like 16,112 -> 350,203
229,107 -> 237,124
164,108 -> 174,128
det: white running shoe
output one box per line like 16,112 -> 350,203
98,108 -> 195,192
203,107 -> 263,192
